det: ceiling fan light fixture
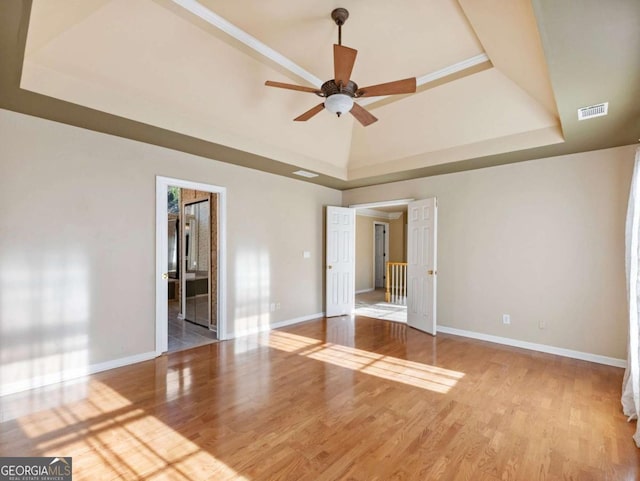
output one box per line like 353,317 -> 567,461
324,93 -> 354,117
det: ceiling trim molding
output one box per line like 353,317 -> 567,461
172,0 -> 323,88
417,53 -> 490,85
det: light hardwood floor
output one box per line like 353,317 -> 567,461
0,316 -> 637,480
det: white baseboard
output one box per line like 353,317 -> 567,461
437,326 -> 627,368
230,312 -> 325,339
3,310 -> 328,396
0,351 -> 157,397
89,351 -> 157,374
355,288 -> 375,294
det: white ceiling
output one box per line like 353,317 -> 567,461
21,0 -> 561,182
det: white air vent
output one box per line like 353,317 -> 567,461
293,170 -> 319,178
577,102 -> 608,120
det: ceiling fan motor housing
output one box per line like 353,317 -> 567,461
320,79 -> 358,97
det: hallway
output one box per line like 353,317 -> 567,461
355,288 -> 407,323
168,301 -> 218,352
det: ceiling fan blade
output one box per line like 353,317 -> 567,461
356,77 -> 417,97
350,103 -> 378,127
294,103 -> 325,121
265,80 -> 321,94
334,44 -> 358,87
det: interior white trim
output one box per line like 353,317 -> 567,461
355,288 -> 375,294
173,0 -> 323,88
0,351 -> 157,397
230,312 -> 324,339
156,176 -> 228,357
417,53 -> 490,85
437,325 -> 627,368
349,198 -> 414,210
356,208 -> 403,219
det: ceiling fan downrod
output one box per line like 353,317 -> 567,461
331,8 -> 349,46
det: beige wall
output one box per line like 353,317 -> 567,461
0,105 -> 633,394
344,145 -> 635,359
0,109 -> 340,392
389,212 -> 406,263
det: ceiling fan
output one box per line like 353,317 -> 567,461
265,8 -> 417,127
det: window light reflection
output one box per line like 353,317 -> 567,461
266,331 -> 464,394
165,366 -> 193,401
234,248 -> 271,335
0,253 -> 90,395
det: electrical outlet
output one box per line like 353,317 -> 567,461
502,314 -> 511,325
276,302 -> 281,310
539,320 -> 546,329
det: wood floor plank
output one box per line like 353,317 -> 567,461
0,316 -> 638,480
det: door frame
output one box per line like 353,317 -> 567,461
155,176 -> 228,356
349,199 -> 415,210
372,221 -> 389,289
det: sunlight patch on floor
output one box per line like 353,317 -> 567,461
266,331 -> 464,393
354,302 -> 407,322
267,331 -> 323,353
16,381 -> 249,480
354,294 -> 407,322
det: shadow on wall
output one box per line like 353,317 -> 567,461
0,251 -> 90,395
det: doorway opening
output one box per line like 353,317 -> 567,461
353,205 -> 408,323
326,198 -> 437,335
156,177 -> 227,355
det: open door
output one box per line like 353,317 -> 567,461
326,206 -> 355,317
407,198 -> 437,334
183,198 -> 211,329
374,223 -> 388,288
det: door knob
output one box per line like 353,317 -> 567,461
427,269 -> 436,275
327,265 -> 333,270
162,273 -> 169,280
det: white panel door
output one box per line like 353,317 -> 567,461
407,198 -> 437,334
326,206 -> 355,317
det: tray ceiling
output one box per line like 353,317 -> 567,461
0,0 -> 638,188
